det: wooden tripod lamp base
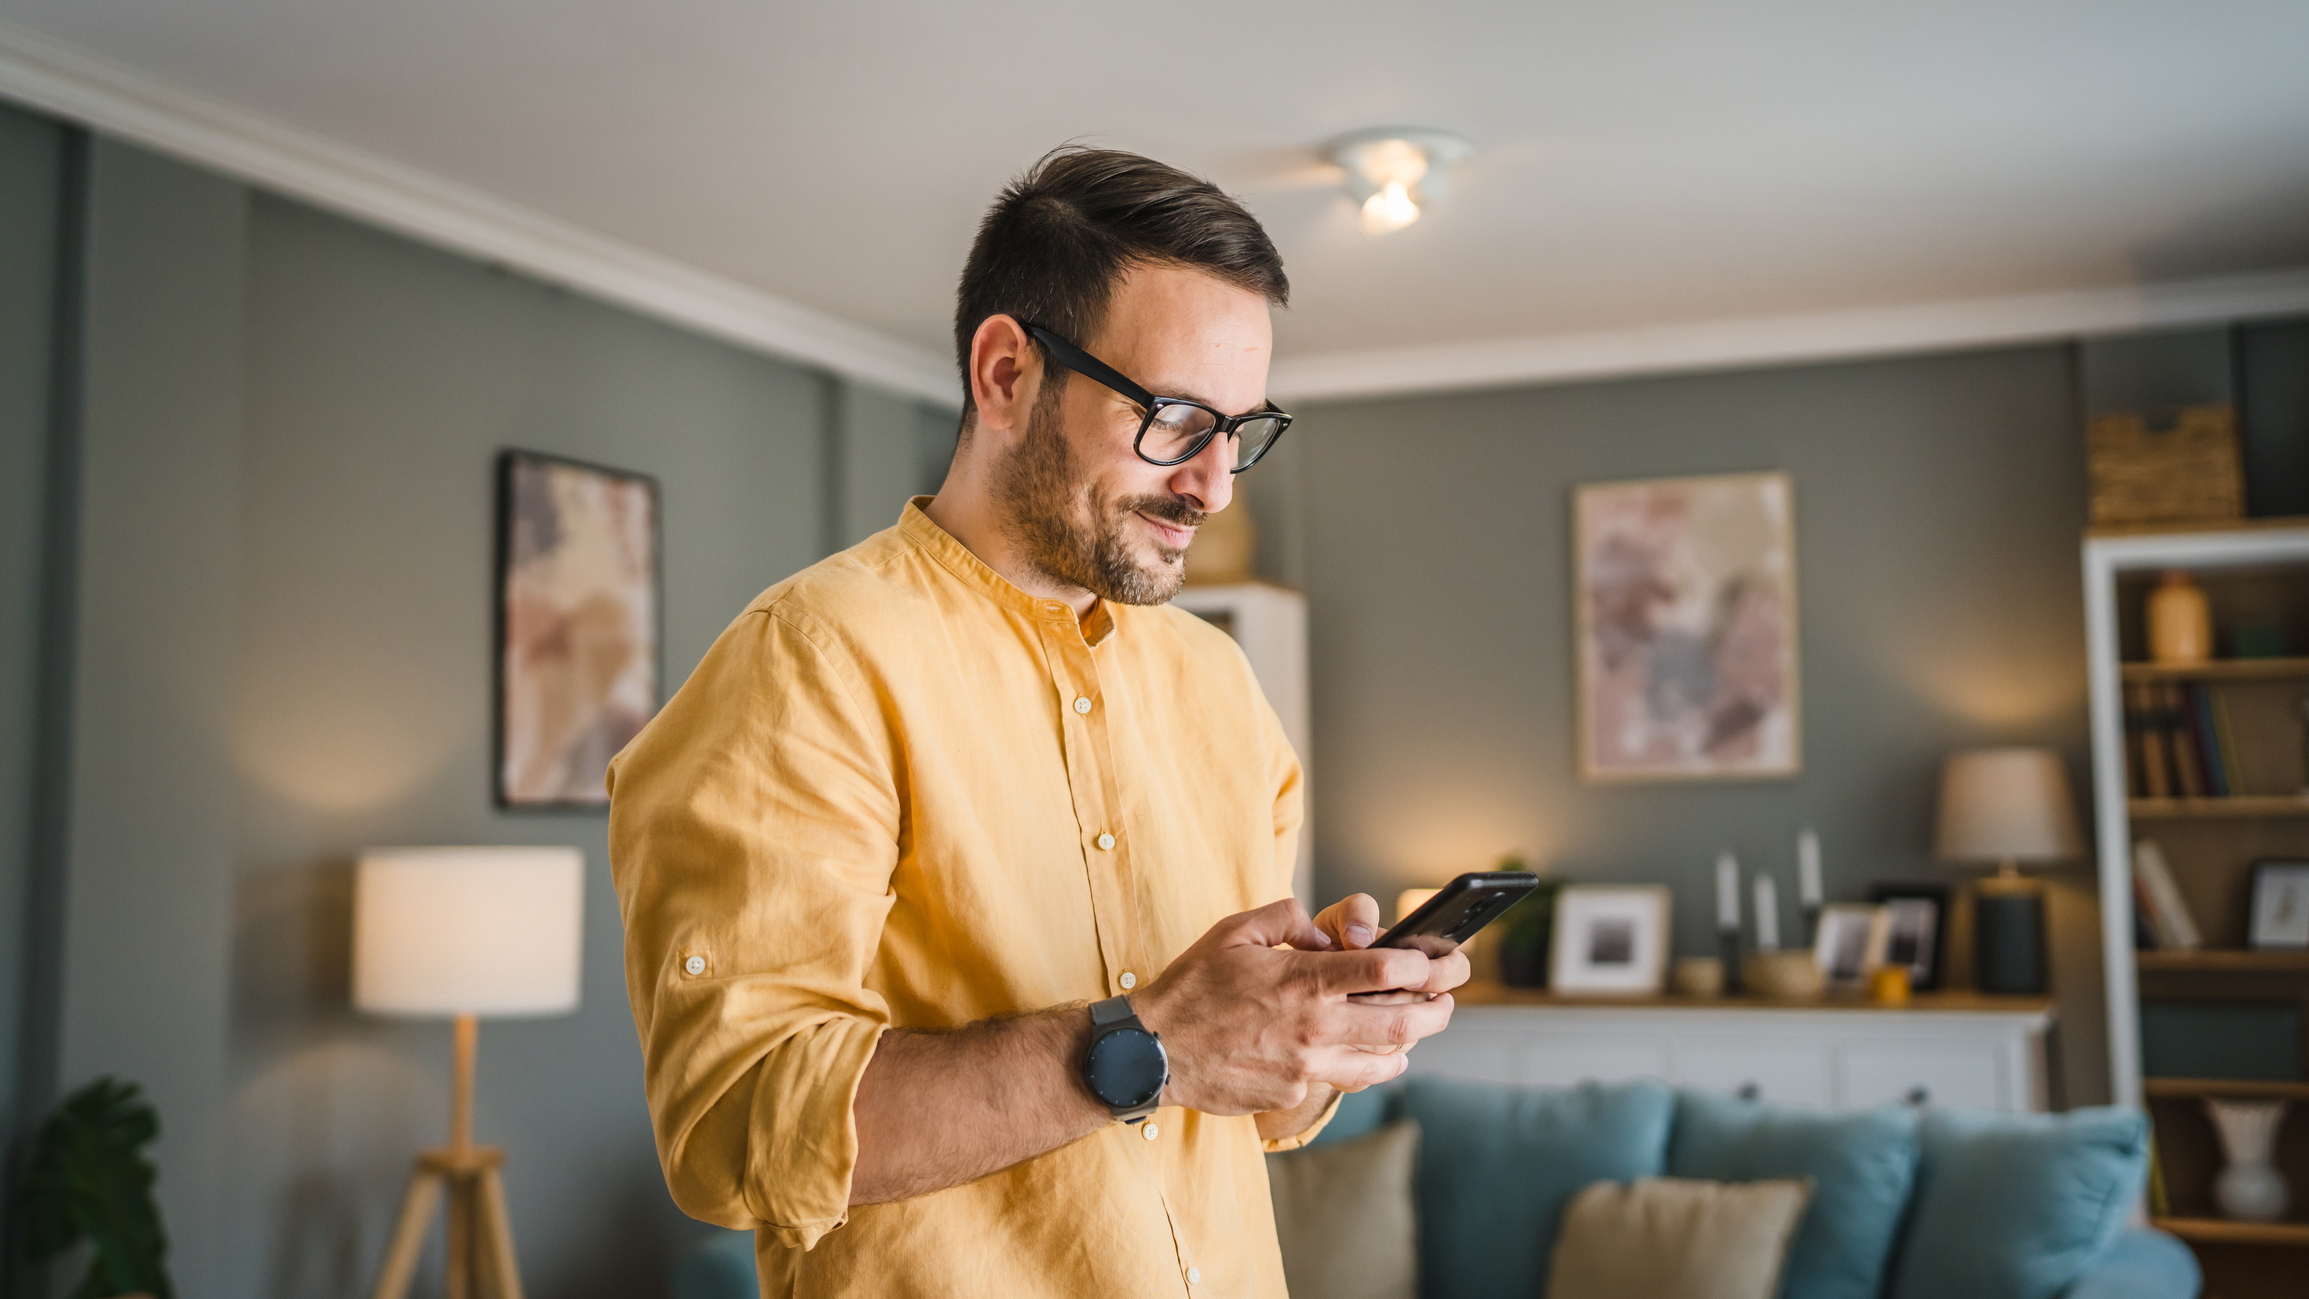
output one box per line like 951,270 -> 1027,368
351,847 -> 583,1299
370,1015 -> 527,1299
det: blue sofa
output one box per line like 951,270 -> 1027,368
674,1078 -> 2198,1299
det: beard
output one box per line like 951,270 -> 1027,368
994,383 -> 1206,607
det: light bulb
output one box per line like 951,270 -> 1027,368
1361,180 -> 1421,235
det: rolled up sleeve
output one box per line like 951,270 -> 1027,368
608,606 -> 900,1248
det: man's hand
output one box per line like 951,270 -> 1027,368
1314,892 -> 1474,1005
1131,898 -> 1458,1118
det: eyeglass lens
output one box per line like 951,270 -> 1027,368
1140,405 -> 1288,471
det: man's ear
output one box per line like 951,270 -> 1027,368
967,315 -> 1040,442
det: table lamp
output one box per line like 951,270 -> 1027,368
1934,748 -> 2083,994
354,846 -> 583,1299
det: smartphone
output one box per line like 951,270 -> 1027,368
1373,870 -> 1541,959
1349,871 -> 1540,1000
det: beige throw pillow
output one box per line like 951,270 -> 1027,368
1265,1120 -> 1420,1299
1547,1176 -> 1814,1299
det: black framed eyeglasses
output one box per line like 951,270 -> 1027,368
1023,323 -> 1291,473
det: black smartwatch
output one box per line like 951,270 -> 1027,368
1082,994 -> 1168,1123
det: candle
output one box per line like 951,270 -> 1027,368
1716,852 -> 1740,930
1754,875 -> 1780,952
1798,829 -> 1823,909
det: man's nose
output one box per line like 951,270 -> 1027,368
1167,431 -> 1234,515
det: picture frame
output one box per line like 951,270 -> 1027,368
2246,861 -> 2309,950
1549,886 -> 1672,994
495,449 -> 664,809
1868,882 -> 1951,992
1811,903 -> 1890,988
1574,471 -> 1800,784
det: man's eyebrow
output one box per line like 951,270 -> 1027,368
1136,379 -> 1273,418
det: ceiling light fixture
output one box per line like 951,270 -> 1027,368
1327,127 -> 1474,236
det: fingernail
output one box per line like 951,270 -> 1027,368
1346,923 -> 1374,946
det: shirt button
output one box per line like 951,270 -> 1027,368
683,955 -> 705,976
1187,1267 -> 1202,1284
1142,1122 -> 1160,1141
1096,832 -> 1116,851
1073,696 -> 1093,714
1119,971 -> 1137,990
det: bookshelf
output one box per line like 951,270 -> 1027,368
2085,523 -> 2309,1292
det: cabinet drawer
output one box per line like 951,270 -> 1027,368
1839,1041 -> 2008,1111
1515,1035 -> 1669,1088
1672,1041 -> 1833,1108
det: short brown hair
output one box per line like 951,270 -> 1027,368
952,147 -> 1289,421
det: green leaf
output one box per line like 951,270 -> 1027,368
16,1076 -> 173,1299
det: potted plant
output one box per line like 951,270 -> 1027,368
18,1076 -> 173,1299
1488,856 -> 1561,989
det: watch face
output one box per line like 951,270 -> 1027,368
1086,1027 -> 1166,1110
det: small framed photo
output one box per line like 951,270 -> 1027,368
1811,903 -> 1890,988
2247,862 -> 2309,950
1868,883 -> 1950,992
1550,886 -> 1672,994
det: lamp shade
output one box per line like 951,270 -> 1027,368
1933,748 -> 2085,865
353,846 -> 583,1017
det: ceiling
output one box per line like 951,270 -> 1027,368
4,1 -> 2308,401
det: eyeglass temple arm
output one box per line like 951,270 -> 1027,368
1022,323 -> 1157,410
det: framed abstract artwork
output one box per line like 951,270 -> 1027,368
1574,471 -> 1800,782
495,450 -> 662,809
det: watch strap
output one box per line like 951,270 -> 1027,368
1090,994 -> 1137,1026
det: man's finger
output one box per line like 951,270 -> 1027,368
1308,946 -> 1431,998
1334,993 -> 1454,1048
1317,893 -> 1383,950
1309,1045 -> 1411,1093
1217,897 -> 1333,952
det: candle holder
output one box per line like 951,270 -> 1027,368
1718,927 -> 1744,994
1801,904 -> 1822,949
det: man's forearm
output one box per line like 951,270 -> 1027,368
1255,1082 -> 1335,1143
849,1005 -> 1110,1206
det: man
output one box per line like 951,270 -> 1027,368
608,147 -> 1469,1297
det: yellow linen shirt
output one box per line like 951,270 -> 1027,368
608,499 -> 1324,1298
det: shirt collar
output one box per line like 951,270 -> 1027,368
898,497 -> 1119,647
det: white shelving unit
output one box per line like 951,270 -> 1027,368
2084,523 -> 2309,1108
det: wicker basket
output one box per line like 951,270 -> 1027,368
2086,404 -> 2245,526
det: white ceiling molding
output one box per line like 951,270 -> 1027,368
1270,267 -> 2309,404
0,19 -> 961,407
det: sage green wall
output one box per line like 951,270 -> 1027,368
1290,346 -> 2113,1101
220,192 -> 843,1296
6,122 -> 946,1297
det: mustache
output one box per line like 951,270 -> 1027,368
1119,495 -> 1207,531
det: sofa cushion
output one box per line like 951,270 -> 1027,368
1885,1106 -> 2150,1299
1549,1176 -> 1813,1299
1667,1089 -> 1919,1299
1266,1119 -> 1421,1299
1399,1076 -> 1675,1299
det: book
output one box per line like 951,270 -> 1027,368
2189,683 -> 2230,797
2161,683 -> 2206,799
2130,878 -> 2162,950
2210,687 -> 2247,796
2128,682 -> 2172,798
2132,839 -> 2202,950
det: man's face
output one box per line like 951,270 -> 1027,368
994,263 -> 1273,606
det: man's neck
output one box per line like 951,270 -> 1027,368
920,478 -> 1100,620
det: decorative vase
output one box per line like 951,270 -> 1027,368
1742,951 -> 1824,1000
1671,957 -> 1725,997
2205,1098 -> 2291,1222
2146,571 -> 2213,665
